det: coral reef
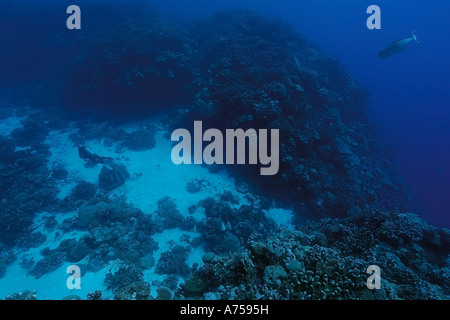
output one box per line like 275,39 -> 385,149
173,10 -> 414,218
68,120 -> 127,146
185,178 -> 210,193
50,163 -> 68,180
10,119 -> 50,150
202,252 -> 216,264
0,119 -> 59,247
196,196 -> 275,253
156,245 -> 190,277
183,271 -> 208,295
62,295 -> 81,300
114,280 -> 151,300
105,265 -> 145,297
120,126 -> 156,151
180,210 -> 450,300
69,180 -> 97,201
74,198 -> 158,267
98,162 -> 130,191
63,18 -> 195,116
4,290 -> 37,300
0,249 -> 16,279
156,197 -> 185,229
26,195 -> 158,280
86,290 -> 103,300
28,238 -> 90,278
64,9 -> 415,219
16,231 -> 46,248
156,287 -> 174,300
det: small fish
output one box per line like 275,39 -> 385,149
378,31 -> 419,59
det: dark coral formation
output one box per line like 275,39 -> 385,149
180,210 -> 450,300
0,248 -> 16,279
86,290 -> 103,300
64,9 -> 415,218
70,180 -> 98,201
98,162 -> 130,191
4,290 -> 37,300
10,119 -> 50,149
27,196 -> 158,281
0,0 -> 156,92
120,126 -> 156,151
63,18 -> 195,116
196,196 -> 275,254
68,120 -> 157,155
156,197 -> 185,229
114,281 -> 151,300
105,265 -> 144,294
181,10 -> 414,218
156,245 -> 190,277
0,118 -> 59,247
50,163 -> 68,180
156,287 -> 174,300
29,238 -> 90,279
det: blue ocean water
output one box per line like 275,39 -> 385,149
0,0 -> 449,301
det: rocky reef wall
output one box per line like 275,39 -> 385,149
185,10 -> 414,218
63,10 -> 415,218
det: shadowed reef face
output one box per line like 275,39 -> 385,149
62,10 -> 416,218
63,18 -> 195,117
184,10 -> 415,217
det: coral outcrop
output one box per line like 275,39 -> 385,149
98,162 -> 130,191
64,10 -> 415,219
182,10 -> 414,218
180,210 -> 450,300
63,18 -> 195,116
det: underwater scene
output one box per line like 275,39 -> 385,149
0,0 -> 449,301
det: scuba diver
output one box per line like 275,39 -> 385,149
77,145 -> 129,190
78,145 -> 112,164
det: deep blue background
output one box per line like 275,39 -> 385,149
2,0 -> 449,227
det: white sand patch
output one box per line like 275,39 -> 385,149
119,131 -> 245,215
57,182 -> 77,200
0,114 -> 26,136
190,206 -> 206,222
45,124 -> 247,216
186,245 -> 205,268
14,146 -> 31,152
265,208 -> 294,229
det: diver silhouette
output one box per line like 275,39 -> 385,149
78,145 -> 112,164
